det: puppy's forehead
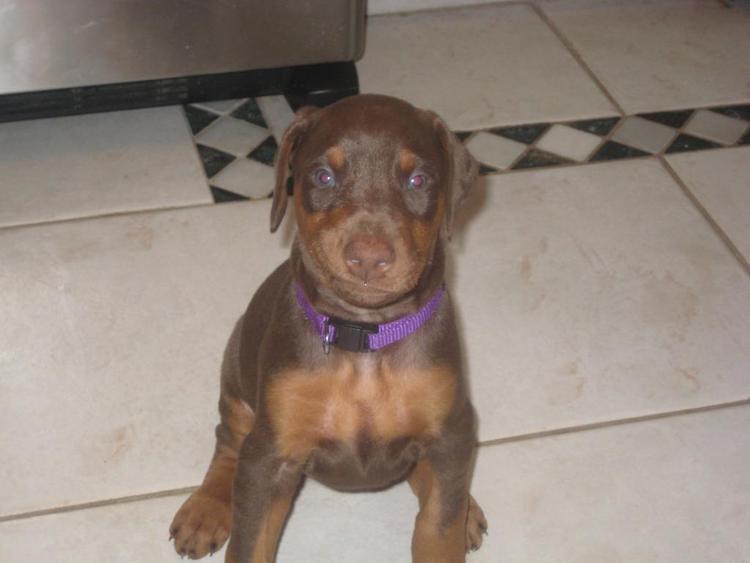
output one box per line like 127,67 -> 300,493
301,97 -> 440,159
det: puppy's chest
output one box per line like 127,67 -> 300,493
266,359 -> 456,459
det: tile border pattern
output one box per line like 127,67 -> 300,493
185,101 -> 750,202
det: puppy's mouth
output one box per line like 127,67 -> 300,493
330,268 -> 424,309
300,233 -> 429,308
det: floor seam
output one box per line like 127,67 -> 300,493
0,487 -> 198,524
658,155 -> 750,279
0,201 -> 220,233
178,106 -> 216,202
6,398 -> 750,523
528,1 -> 626,116
478,397 -> 750,448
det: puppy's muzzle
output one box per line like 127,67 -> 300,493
343,235 -> 395,284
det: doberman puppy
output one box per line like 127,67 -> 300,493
169,94 -> 487,562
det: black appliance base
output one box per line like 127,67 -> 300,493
0,61 -> 359,123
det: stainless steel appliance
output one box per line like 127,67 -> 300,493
0,0 -> 365,121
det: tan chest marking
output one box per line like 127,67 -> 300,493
266,359 -> 457,460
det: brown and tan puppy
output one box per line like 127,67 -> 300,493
169,94 -> 487,562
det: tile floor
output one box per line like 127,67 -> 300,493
1,1 -> 749,561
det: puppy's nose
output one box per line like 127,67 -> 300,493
344,237 -> 395,283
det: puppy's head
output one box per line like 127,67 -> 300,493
271,94 -> 477,308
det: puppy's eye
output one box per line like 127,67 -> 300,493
312,168 -> 336,189
407,173 -> 427,190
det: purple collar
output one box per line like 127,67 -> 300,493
294,283 -> 445,353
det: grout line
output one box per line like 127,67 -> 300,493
0,201 -> 229,233
477,147 -> 731,179
8,398 -> 748,523
178,107 -> 217,201
528,1 -> 626,116
367,0 -> 528,19
191,98 -> 248,117
659,155 -> 750,278
478,397 -> 750,448
0,486 -> 198,524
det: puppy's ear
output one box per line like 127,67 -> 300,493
431,114 -> 478,238
270,106 -> 319,233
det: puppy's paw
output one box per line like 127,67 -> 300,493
170,492 -> 231,559
465,495 -> 488,553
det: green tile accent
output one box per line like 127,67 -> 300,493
231,98 -> 268,128
568,117 -> 620,136
184,106 -> 219,134
490,123 -> 549,145
712,105 -> 750,122
247,136 -> 278,165
665,134 -> 722,154
197,144 -> 235,177
590,141 -> 649,162
638,110 -> 693,129
210,186 -> 249,203
512,148 -> 571,170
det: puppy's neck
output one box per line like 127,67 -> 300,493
290,239 -> 447,324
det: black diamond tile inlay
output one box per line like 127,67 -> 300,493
479,163 -> 499,175
490,123 -> 549,145
247,136 -> 278,165
512,148 -> 571,170
590,140 -> 650,162
197,144 -> 236,178
639,110 -> 693,129
231,98 -> 268,128
210,186 -> 249,204
454,131 -> 472,142
568,117 -> 620,136
184,105 -> 219,134
712,104 -> 750,122
665,134 -> 721,154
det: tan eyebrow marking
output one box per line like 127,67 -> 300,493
326,146 -> 346,169
399,149 -> 417,173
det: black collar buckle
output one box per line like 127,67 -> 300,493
328,317 -> 379,353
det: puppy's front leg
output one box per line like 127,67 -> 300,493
409,458 -> 469,563
408,406 -> 487,563
225,429 -> 302,563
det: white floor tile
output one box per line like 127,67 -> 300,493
368,0 -> 512,16
0,201 -> 288,516
541,0 -> 750,113
683,109 -> 749,146
359,4 -> 616,131
0,107 -> 211,228
4,156 -> 750,515
471,405 -> 750,562
3,406 -> 748,562
452,159 -> 750,441
464,132 -> 527,170
195,116 -> 270,157
2,3 -> 748,560
611,116 -> 676,154
209,158 -> 275,199
535,124 -> 602,161
192,99 -> 246,115
256,95 -> 296,143
667,146 -> 750,263
0,481 -> 415,562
